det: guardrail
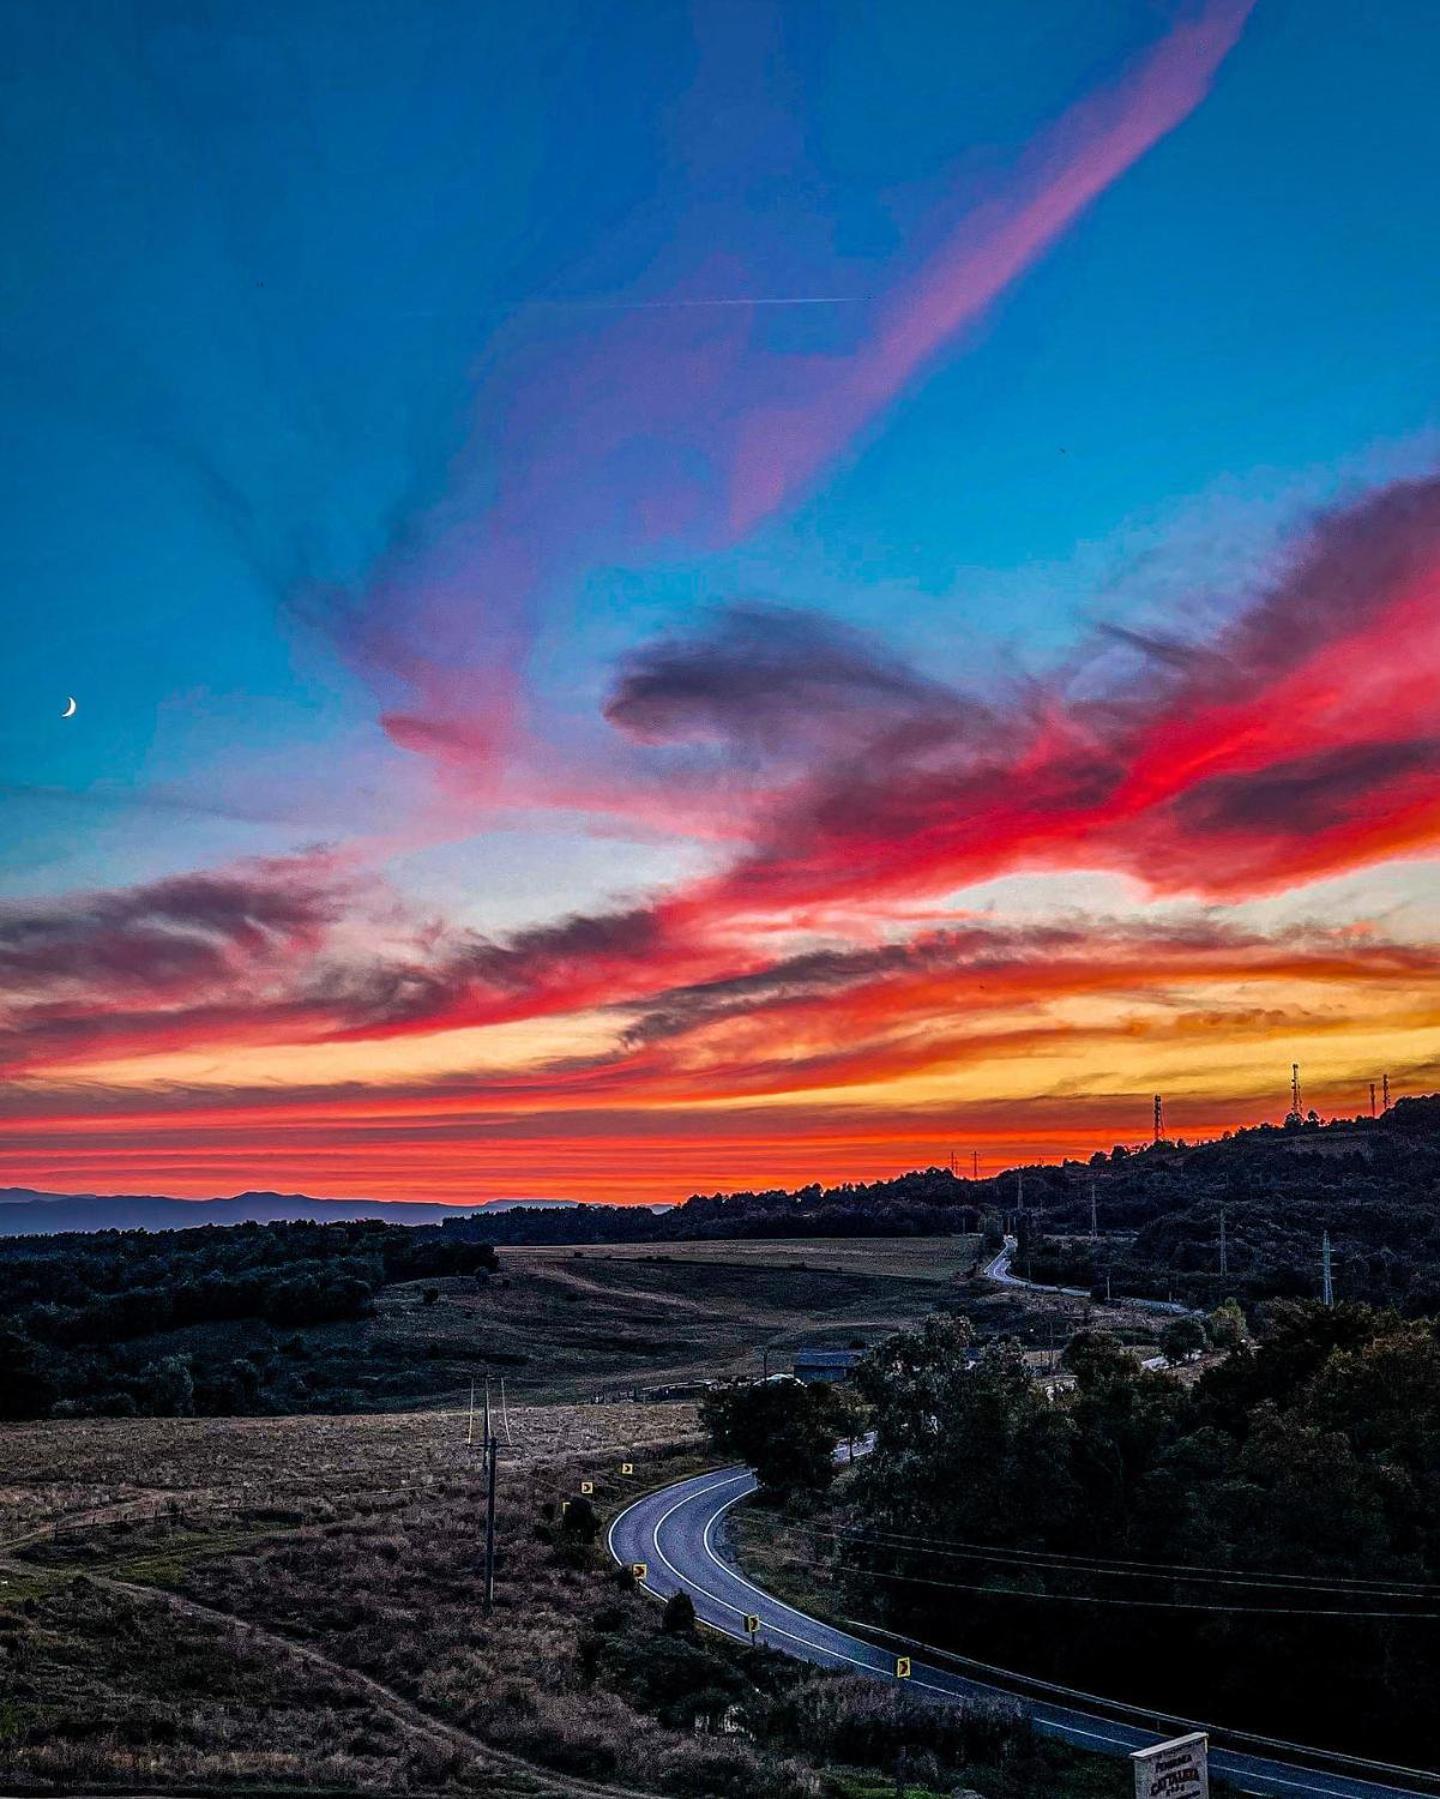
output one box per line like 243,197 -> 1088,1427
840,1614 -> 1440,1792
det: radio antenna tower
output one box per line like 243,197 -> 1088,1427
1287,1063 -> 1303,1126
1383,1073 -> 1391,1112
1370,1081 -> 1377,1118
972,1149 -> 979,1181
1153,1094 -> 1164,1145
1321,1230 -> 1334,1308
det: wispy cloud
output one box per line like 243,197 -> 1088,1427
301,2 -> 1255,789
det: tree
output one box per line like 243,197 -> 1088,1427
1061,1328 -> 1131,1388
0,1326 -> 55,1419
661,1590 -> 696,1634
699,1379 -> 845,1497
1159,1316 -> 1207,1365
561,1494 -> 600,1544
1207,1299 -> 1249,1353
138,1354 -> 195,1417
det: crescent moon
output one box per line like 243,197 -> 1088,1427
62,696 -> 77,718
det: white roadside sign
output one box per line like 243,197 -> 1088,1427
1132,1731 -> 1209,1799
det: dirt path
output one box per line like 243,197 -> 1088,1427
93,1574 -> 652,1799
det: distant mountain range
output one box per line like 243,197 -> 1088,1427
0,1188 -> 582,1237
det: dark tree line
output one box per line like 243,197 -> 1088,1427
0,1219 -> 496,1420
441,1166 -> 985,1248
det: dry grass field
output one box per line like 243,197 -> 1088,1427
0,1404 -> 715,1796
0,1401 -> 701,1549
377,1236 -> 986,1403
517,1236 -> 984,1281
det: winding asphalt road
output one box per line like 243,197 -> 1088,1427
985,1234 -> 1192,1313
609,1465 -> 1440,1799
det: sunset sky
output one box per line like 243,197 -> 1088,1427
4,0 -> 1440,1204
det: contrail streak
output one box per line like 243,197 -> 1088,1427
516,295 -> 865,311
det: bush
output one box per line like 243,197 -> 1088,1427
661,1591 -> 696,1634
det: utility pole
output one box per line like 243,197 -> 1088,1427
1153,1094 -> 1164,1145
972,1149 -> 979,1181
1383,1073 -> 1391,1112
483,1422 -> 498,1614
1219,1208 -> 1228,1277
1089,1179 -> 1098,1242
1370,1081 -> 1377,1119
948,1147 -> 956,1176
1321,1231 -> 1334,1308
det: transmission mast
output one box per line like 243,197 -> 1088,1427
1383,1073 -> 1391,1112
1370,1081 -> 1377,1118
1153,1094 -> 1164,1145
1321,1230 -> 1334,1308
1287,1063 -> 1303,1126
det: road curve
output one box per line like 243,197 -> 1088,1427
608,1465 -> 1439,1799
986,1234 -> 1192,1314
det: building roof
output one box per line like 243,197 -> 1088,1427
793,1348 -> 864,1367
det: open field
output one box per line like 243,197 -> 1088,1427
4,1236 -> 985,1420
0,1401 -> 701,1548
358,1243 -> 984,1404
515,1236 -> 984,1282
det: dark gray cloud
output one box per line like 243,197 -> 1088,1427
1174,739 -> 1440,838
605,602 -> 989,764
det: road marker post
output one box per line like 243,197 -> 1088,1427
580,1480 -> 594,1495
630,1562 -> 648,1582
620,1462 -> 634,1475
894,1656 -> 911,1680
744,1613 -> 760,1641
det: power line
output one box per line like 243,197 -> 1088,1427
769,1551 -> 1440,1620
773,1515 -> 1440,1594
783,1519 -> 1440,1602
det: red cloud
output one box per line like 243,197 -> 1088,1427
626,475 -> 1440,915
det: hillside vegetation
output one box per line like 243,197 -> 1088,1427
1022,1097 -> 1440,1310
0,1226 -> 970,1420
798,1302 -> 1440,1764
0,1220 -> 496,1420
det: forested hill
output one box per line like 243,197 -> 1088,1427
438,1165 -> 985,1246
1020,1097 -> 1440,1312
